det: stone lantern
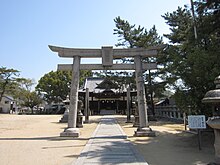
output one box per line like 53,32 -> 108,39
59,96 -> 70,123
76,100 -> 83,128
59,96 -> 83,128
133,101 -> 140,127
202,75 -> 220,165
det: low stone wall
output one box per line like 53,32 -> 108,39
155,105 -> 184,122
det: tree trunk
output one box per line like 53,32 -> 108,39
149,70 -> 155,116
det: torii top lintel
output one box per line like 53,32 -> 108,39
48,45 -> 165,58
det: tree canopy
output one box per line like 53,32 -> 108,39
14,78 -> 42,113
36,70 -> 92,104
112,1 -> 220,116
114,16 -> 163,48
113,16 -> 167,99
0,67 -> 20,102
36,71 -> 72,104
158,0 -> 220,115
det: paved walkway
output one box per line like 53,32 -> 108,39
73,116 -> 148,165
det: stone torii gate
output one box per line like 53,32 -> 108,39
49,45 -> 162,137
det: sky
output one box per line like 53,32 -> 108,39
1,0 -> 190,85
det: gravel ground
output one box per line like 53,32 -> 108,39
0,114 -> 215,165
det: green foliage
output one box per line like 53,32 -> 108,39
0,68 -> 41,112
94,71 -> 136,90
114,16 -> 163,48
36,71 -> 71,103
0,67 -> 20,102
16,78 -> 35,91
159,1 -> 220,115
113,16 -> 137,48
113,16 -> 166,102
36,70 -> 92,103
162,7 -> 192,44
21,91 -> 42,114
12,78 -> 40,110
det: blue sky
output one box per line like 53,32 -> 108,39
1,0 -> 190,84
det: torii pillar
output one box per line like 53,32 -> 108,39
61,56 -> 80,137
49,45 -> 163,137
134,56 -> 155,137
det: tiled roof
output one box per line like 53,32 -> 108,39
82,77 -> 104,92
96,78 -> 119,89
80,77 -> 121,93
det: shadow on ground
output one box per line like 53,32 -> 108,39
0,136 -> 89,141
115,116 -> 215,165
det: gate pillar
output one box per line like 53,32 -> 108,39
134,56 -> 155,137
60,56 -> 80,137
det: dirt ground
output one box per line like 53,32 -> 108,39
116,116 -> 215,165
0,114 -> 100,165
0,114 -> 215,165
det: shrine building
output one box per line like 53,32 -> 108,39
79,77 -> 136,115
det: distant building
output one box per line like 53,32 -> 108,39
154,97 -> 183,120
0,96 -> 17,113
79,77 -> 137,115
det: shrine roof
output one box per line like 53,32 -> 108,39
95,78 -> 119,89
80,77 -> 120,93
82,77 -> 104,92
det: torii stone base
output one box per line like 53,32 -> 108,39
60,128 -> 80,137
134,127 -> 156,137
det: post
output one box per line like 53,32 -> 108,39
84,88 -> 89,123
126,86 -> 132,123
198,129 -> 202,150
190,0 -> 198,40
149,70 -> 155,117
178,112 -> 181,119
183,112 -> 187,131
60,56 -> 80,137
116,100 -> 119,114
98,99 -> 100,115
134,56 -> 155,137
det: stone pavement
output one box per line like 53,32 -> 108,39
72,116 -> 148,165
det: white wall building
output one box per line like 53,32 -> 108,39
0,96 -> 17,113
